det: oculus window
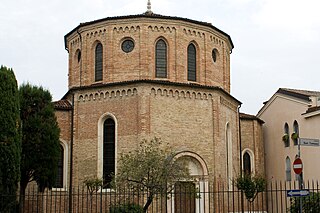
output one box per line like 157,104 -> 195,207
121,39 -> 134,53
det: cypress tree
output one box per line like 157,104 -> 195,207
19,84 -> 60,196
0,65 -> 21,212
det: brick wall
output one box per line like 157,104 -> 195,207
55,14 -> 248,189
66,17 -> 232,93
240,118 -> 265,176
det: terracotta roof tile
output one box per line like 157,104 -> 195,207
240,112 -> 264,124
53,99 -> 72,110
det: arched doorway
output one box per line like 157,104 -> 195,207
172,152 -> 209,213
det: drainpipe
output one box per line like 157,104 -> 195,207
76,29 -> 82,86
237,105 -> 244,213
68,94 -> 74,213
238,105 -> 242,177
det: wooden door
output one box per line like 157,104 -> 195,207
174,182 -> 196,213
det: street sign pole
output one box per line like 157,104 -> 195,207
298,138 -> 303,213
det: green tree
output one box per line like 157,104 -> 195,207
0,66 -> 21,212
112,138 -> 191,213
83,178 -> 104,211
19,83 -> 60,196
235,173 -> 266,202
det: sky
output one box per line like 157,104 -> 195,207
1,0 -> 319,114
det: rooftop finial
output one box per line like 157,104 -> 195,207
146,0 -> 153,14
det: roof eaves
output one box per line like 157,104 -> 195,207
53,100 -> 73,111
61,79 -> 241,104
64,13 -> 234,50
240,112 -> 264,124
277,88 -> 310,101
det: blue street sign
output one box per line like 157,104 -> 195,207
287,189 -> 310,197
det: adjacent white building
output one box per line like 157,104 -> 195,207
257,88 -> 320,182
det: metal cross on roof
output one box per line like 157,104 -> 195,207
147,0 -> 152,13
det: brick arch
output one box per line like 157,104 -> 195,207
174,151 -> 209,177
91,40 -> 103,51
172,151 -> 209,213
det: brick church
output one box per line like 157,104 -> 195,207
53,1 -> 265,207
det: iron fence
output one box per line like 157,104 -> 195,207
1,180 -> 320,213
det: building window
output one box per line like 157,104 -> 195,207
155,39 -> 167,78
212,48 -> 218,63
53,144 -> 64,188
95,43 -> 103,81
103,118 -> 115,188
285,157 -> 291,181
293,120 -> 299,146
121,39 -> 134,53
243,152 -> 251,175
284,123 -> 290,147
77,50 -> 81,63
187,43 -> 196,81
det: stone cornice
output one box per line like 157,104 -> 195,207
62,79 -> 241,105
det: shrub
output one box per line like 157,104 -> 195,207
83,178 -> 103,195
288,192 -> 320,212
109,203 -> 143,213
235,174 -> 266,202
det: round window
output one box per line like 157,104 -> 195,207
121,39 -> 134,53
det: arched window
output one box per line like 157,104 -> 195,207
284,123 -> 289,147
155,39 -> 167,78
187,43 -> 196,81
285,157 -> 291,181
293,120 -> 299,146
103,118 -> 115,188
54,144 -> 64,188
95,43 -> 103,81
243,152 -> 251,175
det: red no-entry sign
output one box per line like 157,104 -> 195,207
293,158 -> 303,175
